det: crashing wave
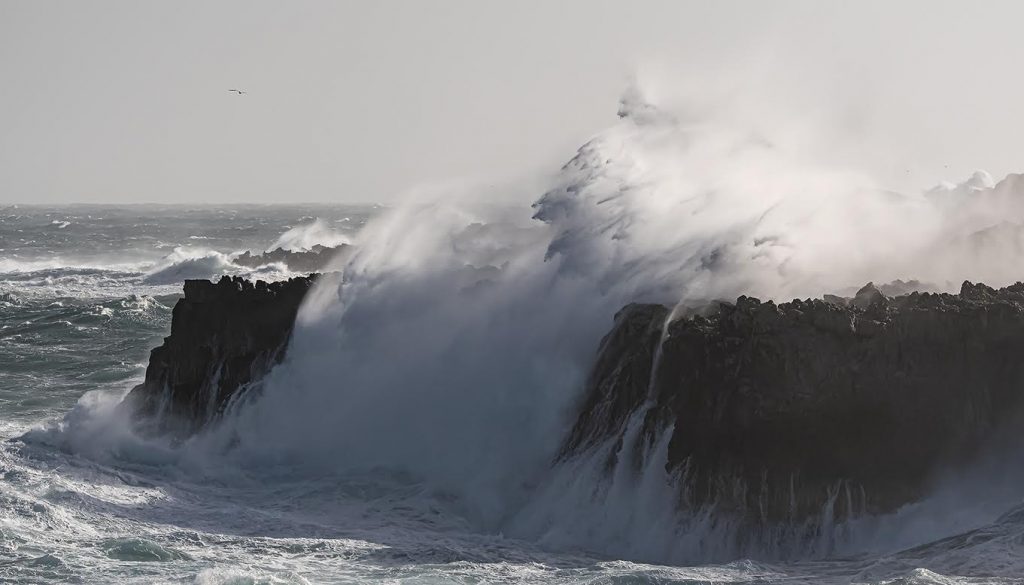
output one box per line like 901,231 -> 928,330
232,244 -> 352,273
142,248 -> 240,285
123,274 -> 1024,563
142,246 -> 328,286
269,218 -> 351,251
82,87 -> 1024,564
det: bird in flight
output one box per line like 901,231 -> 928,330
228,89 -> 247,95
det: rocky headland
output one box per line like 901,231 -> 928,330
126,276 -> 1024,525
565,281 -> 1024,524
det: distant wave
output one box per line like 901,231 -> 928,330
0,257 -> 142,275
269,218 -> 350,251
143,220 -> 354,285
142,247 -> 299,285
0,217 -> 352,296
141,248 -> 239,285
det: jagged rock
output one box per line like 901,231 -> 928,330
850,282 -> 887,310
124,268 -> 1024,532
565,281 -> 1024,525
960,279 -> 997,300
232,244 -> 351,273
562,303 -> 669,456
124,275 -> 316,431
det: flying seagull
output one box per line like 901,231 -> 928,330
228,89 -> 247,95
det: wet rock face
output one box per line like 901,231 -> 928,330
125,275 -> 316,432
566,281 -> 1024,523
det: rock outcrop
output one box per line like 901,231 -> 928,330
232,244 -> 351,273
126,271 -> 1024,527
565,281 -> 1024,524
125,275 -> 316,432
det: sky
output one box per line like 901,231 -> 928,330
1,0 -> 1023,204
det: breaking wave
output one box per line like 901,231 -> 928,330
172,86 -> 1024,563
141,247 -> 293,285
44,84 -> 1024,568
269,218 -> 351,251
141,248 -> 240,285
0,219 -> 343,299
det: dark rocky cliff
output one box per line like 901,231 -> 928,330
125,275 -> 316,432
125,272 -> 1024,526
565,281 -> 1024,524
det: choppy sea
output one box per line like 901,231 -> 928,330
2,204 -> 1024,584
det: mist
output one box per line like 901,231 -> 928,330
160,81 -> 1024,561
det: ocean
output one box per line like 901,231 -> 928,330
2,203 -> 1023,584
9,90 -> 1024,584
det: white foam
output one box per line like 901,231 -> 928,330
142,247 -> 239,284
33,85 -> 1024,572
268,218 -> 350,251
199,87 -> 1024,564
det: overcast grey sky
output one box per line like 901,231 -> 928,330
2,1 -> 1023,204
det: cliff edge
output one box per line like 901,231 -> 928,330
564,281 -> 1024,524
125,274 -> 1024,527
125,275 -> 316,432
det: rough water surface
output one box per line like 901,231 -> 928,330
3,203 -> 1024,584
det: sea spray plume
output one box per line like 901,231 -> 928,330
921,172 -> 1024,287
199,88 -> 868,548
533,85 -> 929,305
541,87 -> 1024,298
190,86 -> 1024,562
203,197 -> 614,527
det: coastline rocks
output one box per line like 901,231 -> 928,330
124,275 -> 316,431
565,281 -> 1024,524
125,271 -> 1024,528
